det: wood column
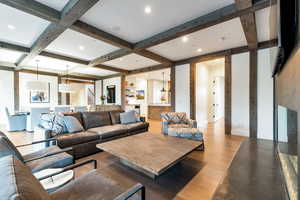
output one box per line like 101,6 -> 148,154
190,62 -> 196,120
57,76 -> 62,105
225,55 -> 232,134
170,65 -> 176,112
249,50 -> 258,138
13,71 -> 19,111
121,75 -> 126,110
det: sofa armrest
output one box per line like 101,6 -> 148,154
161,119 -> 169,135
186,119 -> 197,128
15,138 -> 57,148
114,183 -> 145,200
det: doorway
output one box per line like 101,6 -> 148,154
195,58 -> 225,127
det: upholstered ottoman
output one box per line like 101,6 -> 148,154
168,127 -> 204,150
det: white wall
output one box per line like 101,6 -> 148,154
19,73 -> 58,110
175,64 -> 190,116
0,70 -> 14,125
95,80 -> 102,105
103,77 -> 121,105
257,48 -> 274,140
231,52 -> 250,136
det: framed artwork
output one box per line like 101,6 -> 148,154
30,83 -> 50,103
136,90 -> 145,100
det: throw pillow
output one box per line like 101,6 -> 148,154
39,113 -> 56,130
52,114 -> 68,136
63,116 -> 84,133
120,110 -> 137,124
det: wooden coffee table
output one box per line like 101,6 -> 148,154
97,132 -> 202,179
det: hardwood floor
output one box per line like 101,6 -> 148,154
2,119 -> 244,200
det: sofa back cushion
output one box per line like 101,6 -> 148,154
0,133 -> 23,162
109,110 -> 124,125
0,155 -> 51,200
82,111 -> 112,129
63,116 -> 84,133
120,111 -> 138,124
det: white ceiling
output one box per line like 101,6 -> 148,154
148,18 -> 247,61
35,0 -> 70,11
45,29 -> 120,60
0,49 -> 23,63
104,53 -> 160,70
127,68 -> 171,81
0,4 -> 50,47
255,7 -> 277,42
71,66 -> 117,76
80,0 -> 234,43
26,55 -> 78,72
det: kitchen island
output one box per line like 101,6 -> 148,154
148,104 -> 172,120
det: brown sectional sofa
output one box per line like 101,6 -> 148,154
41,110 -> 149,159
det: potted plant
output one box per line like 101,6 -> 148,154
100,95 -> 106,105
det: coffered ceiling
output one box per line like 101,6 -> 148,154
0,0 -> 277,79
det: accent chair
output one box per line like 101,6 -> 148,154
5,107 -> 27,131
26,107 -> 50,132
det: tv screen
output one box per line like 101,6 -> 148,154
270,0 -> 298,76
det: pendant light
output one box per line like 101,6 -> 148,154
26,60 -> 48,91
161,72 -> 166,93
59,65 -> 73,93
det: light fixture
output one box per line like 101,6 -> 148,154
59,65 -> 73,93
26,60 -> 48,91
144,6 -> 152,14
78,45 -> 85,51
161,72 -> 166,93
182,36 -> 188,42
7,25 -> 16,30
197,48 -> 203,52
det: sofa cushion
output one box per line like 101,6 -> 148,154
56,131 -> 100,148
88,124 -> 128,139
109,110 -> 123,125
63,116 -> 84,133
0,156 -> 51,200
50,170 -> 140,200
0,133 -> 23,161
120,110 -> 137,124
23,146 -> 73,173
52,114 -> 68,136
126,122 -> 149,133
82,111 -> 112,129
62,112 -> 84,127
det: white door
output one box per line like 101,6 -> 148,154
213,76 -> 225,121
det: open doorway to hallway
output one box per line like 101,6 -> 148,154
195,58 -> 225,129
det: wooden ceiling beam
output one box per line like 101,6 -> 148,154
93,64 -> 129,73
0,0 -> 60,23
70,21 -> 133,50
175,39 -> 278,65
134,50 -> 173,65
16,0 -> 100,68
39,51 -> 89,65
0,41 -> 30,53
235,0 -> 258,49
128,64 -> 171,75
134,0 -> 272,50
89,49 -> 132,65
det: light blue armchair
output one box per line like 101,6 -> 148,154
26,107 -> 50,132
5,107 -> 27,132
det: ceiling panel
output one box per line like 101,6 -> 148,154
80,0 -> 234,43
71,67 -> 117,76
46,29 -> 120,60
256,7 -> 277,42
148,18 -> 247,61
104,53 -> 160,70
35,0 -> 70,11
26,55 -> 78,72
127,68 -> 171,81
0,49 -> 23,63
0,4 -> 50,47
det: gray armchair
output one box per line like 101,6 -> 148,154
0,131 -> 73,173
5,107 -> 27,131
0,156 -> 145,200
161,112 -> 197,135
26,107 -> 50,132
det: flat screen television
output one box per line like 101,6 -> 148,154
270,0 -> 299,76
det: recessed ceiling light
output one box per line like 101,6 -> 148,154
7,25 -> 16,30
182,36 -> 188,43
78,45 -> 85,51
197,48 -> 203,52
144,6 -> 152,14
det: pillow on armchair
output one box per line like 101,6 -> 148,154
161,112 -> 187,124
